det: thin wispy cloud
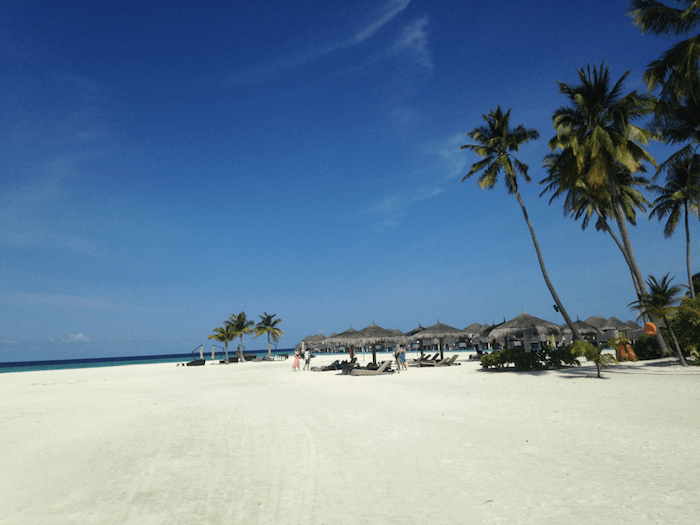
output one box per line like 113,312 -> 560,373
354,0 -> 411,43
391,16 -> 431,69
364,132 -> 469,228
229,0 -> 420,85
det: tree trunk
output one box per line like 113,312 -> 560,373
685,202 -> 695,299
599,217 -> 643,298
609,185 -> 670,356
224,342 -> 229,361
664,316 -> 688,366
267,334 -> 272,359
514,189 -> 582,341
237,337 -> 245,362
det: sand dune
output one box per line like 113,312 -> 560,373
1,354 -> 698,524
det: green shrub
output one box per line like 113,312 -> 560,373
480,346 -> 579,371
633,335 -> 662,360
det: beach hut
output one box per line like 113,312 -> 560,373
489,312 -> 562,352
599,316 -> 630,341
559,319 -> 601,344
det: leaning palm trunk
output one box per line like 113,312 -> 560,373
684,202 -> 695,298
663,315 -> 688,366
267,334 -> 272,359
515,189 -> 582,341
610,185 -> 670,356
600,217 -> 644,298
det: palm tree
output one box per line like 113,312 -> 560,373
207,322 -> 236,361
541,155 -> 650,298
628,0 -> 700,100
629,274 -> 689,365
649,154 -> 700,298
547,62 -> 670,355
461,105 -> 582,341
254,312 -> 284,359
228,311 -> 254,362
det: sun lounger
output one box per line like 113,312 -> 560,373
439,355 -> 459,366
186,359 -> 206,366
419,355 -> 459,367
349,360 -> 394,376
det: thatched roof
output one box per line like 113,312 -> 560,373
463,323 -> 483,334
584,316 -> 607,329
600,316 -> 628,331
302,334 -> 326,343
560,320 -> 601,336
624,320 -> 642,330
323,327 -> 357,344
473,324 -> 493,340
337,323 -> 402,345
403,324 -> 425,338
406,321 -> 464,341
489,312 -> 562,341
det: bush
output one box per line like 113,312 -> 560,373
633,335 -> 662,360
480,345 -> 579,371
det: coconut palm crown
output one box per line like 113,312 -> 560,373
628,0 -> 700,99
228,311 -> 254,362
207,322 -> 236,361
254,312 -> 284,359
649,155 -> 700,298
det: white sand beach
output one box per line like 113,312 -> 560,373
1,354 -> 699,525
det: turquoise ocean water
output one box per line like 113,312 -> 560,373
0,349 -> 295,374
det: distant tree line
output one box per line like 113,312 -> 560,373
208,311 -> 284,361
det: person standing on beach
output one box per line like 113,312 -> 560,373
292,351 -> 300,371
303,351 -> 311,371
400,345 -> 407,370
395,345 -> 402,373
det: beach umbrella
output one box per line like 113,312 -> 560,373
324,327 -> 360,359
403,324 -> 426,356
332,323 -> 402,364
407,321 -> 464,360
489,312 -> 562,352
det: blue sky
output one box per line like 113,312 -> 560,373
1,0 -> 695,361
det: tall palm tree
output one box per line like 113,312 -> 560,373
649,154 -> 700,298
629,274 -> 689,365
207,322 -> 236,361
461,106 -> 582,340
541,155 -> 651,298
228,311 -> 254,362
628,0 -> 700,100
254,312 -> 284,359
547,62 -> 671,356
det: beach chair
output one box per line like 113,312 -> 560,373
437,355 -> 459,366
420,356 -> 449,367
349,360 -> 394,376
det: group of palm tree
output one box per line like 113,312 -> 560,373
461,1 -> 700,366
208,312 -> 284,361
